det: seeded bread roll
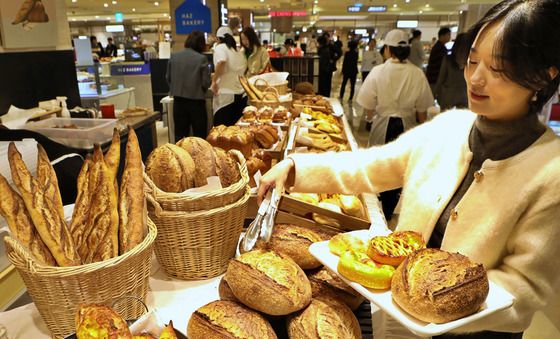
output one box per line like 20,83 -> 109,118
213,148 -> 241,188
307,267 -> 365,310
225,250 -> 312,316
176,137 -> 217,187
391,248 -> 489,323
187,300 -> 277,339
287,297 -> 362,339
146,144 -> 196,192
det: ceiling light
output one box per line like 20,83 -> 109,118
95,15 -> 99,18
132,8 -> 136,11
405,0 -> 410,3
112,0 -> 117,4
459,10 -> 463,14
260,0 -> 264,2
107,17 -> 111,20
104,3 -> 108,7
154,1 -> 159,6
419,10 -> 423,13
393,3 -> 397,7
425,3 -> 429,7
72,0 -> 77,2
314,0 -> 318,3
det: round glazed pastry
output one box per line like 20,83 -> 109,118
391,248 -> 489,324
145,143 -> 195,192
307,267 -> 365,310
337,250 -> 395,289
187,300 -> 277,339
287,297 -> 362,339
367,231 -> 425,266
225,249 -> 312,316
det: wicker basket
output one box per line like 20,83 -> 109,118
250,90 -> 292,110
4,219 -> 157,339
253,78 -> 289,95
147,186 -> 250,280
143,149 -> 249,212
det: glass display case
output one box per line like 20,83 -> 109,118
76,62 -> 126,98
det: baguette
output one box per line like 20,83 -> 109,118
118,127 -> 146,254
8,142 -> 80,266
247,78 -> 264,100
70,156 -> 92,255
80,152 -> 119,263
239,76 -> 258,101
36,144 -> 64,220
104,128 -> 121,189
0,174 -> 56,265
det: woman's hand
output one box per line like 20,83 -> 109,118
257,158 -> 295,205
211,81 -> 219,96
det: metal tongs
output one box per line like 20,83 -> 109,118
242,188 -> 282,252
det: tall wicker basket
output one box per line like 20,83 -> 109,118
3,219 -> 157,339
147,186 -> 250,280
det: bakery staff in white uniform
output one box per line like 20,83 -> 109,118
356,29 -> 433,221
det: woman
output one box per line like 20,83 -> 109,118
240,27 -> 270,77
408,29 -> 425,69
339,39 -> 359,101
259,1 -> 560,338
166,31 -> 210,140
212,26 -> 247,126
360,38 -> 383,81
357,29 -> 434,220
317,35 -> 335,97
434,33 -> 469,111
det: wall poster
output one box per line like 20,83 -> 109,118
0,0 -> 57,49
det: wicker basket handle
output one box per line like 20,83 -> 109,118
253,78 -> 269,87
261,91 -> 280,103
4,236 -> 39,273
263,86 -> 279,96
111,295 -> 149,317
146,191 -> 164,217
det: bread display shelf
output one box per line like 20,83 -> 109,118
278,194 -> 371,231
309,229 -> 515,337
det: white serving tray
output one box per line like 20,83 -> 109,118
308,230 -> 515,337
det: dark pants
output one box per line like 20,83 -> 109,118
173,96 -> 208,141
318,70 -> 333,97
362,71 -> 370,81
213,94 -> 247,127
340,73 -> 357,100
379,117 -> 404,219
434,332 -> 523,339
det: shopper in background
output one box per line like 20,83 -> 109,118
361,38 -> 384,81
339,40 -> 359,101
434,33 -> 469,111
105,37 -> 118,57
307,35 -> 318,54
90,36 -> 104,58
241,27 -> 271,77
211,27 -> 248,126
259,2 -> 560,338
408,30 -> 425,69
356,29 -> 433,220
317,35 -> 335,97
426,27 -> 452,93
166,30 -> 211,140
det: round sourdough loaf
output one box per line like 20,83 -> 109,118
213,147 -> 241,188
391,248 -> 489,323
239,224 -> 325,269
307,267 -> 365,311
287,297 -> 362,339
187,300 -> 277,339
218,277 -> 239,303
145,144 -> 195,192
176,137 -> 217,187
225,250 -> 312,316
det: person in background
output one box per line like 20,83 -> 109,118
166,30 -> 211,140
434,33 -> 469,111
279,39 -> 293,56
241,27 -> 271,77
143,40 -> 159,60
408,30 -> 425,69
317,35 -> 335,97
357,29 -> 433,220
211,26 -> 248,126
259,3 -> 560,338
426,27 -> 452,93
90,36 -> 104,58
323,32 -> 342,69
361,38 -> 384,81
105,37 -> 118,57
307,35 -> 318,54
340,40 -> 359,101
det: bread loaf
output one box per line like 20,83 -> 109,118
146,144 -> 196,192
213,148 -> 241,188
240,224 -> 323,270
253,126 -> 279,149
287,297 -> 362,339
104,129 -> 121,196
251,149 -> 272,172
0,174 -> 56,266
225,250 -> 312,315
119,127 -> 146,254
218,277 -> 239,303
208,125 -> 254,159
391,248 -> 489,323
307,267 -> 365,310
36,144 -> 64,220
8,142 -> 80,266
176,137 -> 217,187
70,156 -> 92,257
246,157 -> 266,187
187,300 -> 277,339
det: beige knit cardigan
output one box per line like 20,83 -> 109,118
289,110 -> 560,333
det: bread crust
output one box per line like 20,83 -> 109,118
307,267 -> 364,310
146,144 -> 196,192
187,300 -> 277,339
391,248 -> 489,323
119,127 -> 146,254
218,277 -> 239,303
213,148 -> 240,188
176,137 -> 217,187
70,157 -> 92,256
225,250 -> 312,316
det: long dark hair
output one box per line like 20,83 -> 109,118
389,46 -> 411,62
241,27 -> 261,50
185,30 -> 206,53
219,34 -> 237,51
458,0 -> 560,114
448,33 -> 468,69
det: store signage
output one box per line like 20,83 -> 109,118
347,6 -> 361,12
348,5 -> 386,13
367,6 -> 387,12
269,11 -> 307,17
110,64 -> 151,76
115,12 -> 124,22
397,20 -> 418,28
174,0 -> 211,34
220,3 -> 228,26
106,25 -> 125,32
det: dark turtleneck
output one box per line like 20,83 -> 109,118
429,113 -> 546,248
